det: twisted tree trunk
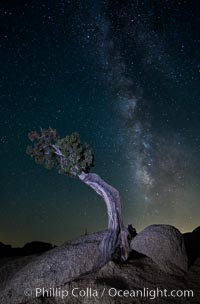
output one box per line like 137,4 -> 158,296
78,172 -> 131,265
51,143 -> 131,264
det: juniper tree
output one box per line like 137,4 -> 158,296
26,127 -> 132,264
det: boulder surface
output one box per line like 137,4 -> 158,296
0,228 -> 199,304
130,224 -> 188,276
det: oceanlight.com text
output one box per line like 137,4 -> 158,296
24,287 -> 194,300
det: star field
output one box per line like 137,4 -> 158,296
0,0 -> 199,246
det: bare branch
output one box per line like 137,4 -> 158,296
51,144 -> 64,157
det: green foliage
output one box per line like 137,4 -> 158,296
26,128 -> 60,170
26,128 -> 94,177
57,132 -> 94,176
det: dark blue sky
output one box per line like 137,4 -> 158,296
0,0 -> 199,246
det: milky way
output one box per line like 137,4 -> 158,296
92,0 -> 200,227
92,2 -> 161,199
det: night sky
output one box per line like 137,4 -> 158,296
0,0 -> 200,247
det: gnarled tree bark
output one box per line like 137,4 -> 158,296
51,143 -> 131,264
78,172 -> 131,265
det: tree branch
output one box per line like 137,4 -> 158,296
51,144 -> 64,157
